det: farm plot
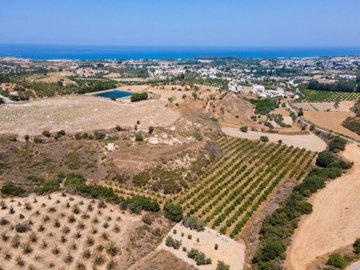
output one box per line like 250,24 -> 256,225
175,137 -> 316,238
300,89 -> 360,102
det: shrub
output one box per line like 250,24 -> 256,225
216,261 -> 230,270
94,130 -> 106,140
329,136 -> 347,153
164,203 -> 183,222
33,137 -> 43,144
148,126 -> 154,134
1,182 -> 26,196
42,130 -> 51,137
165,236 -> 181,249
57,130 -> 66,137
36,178 -> 62,194
127,195 -> 160,213
253,240 -> 286,263
257,261 -> 277,270
82,249 -> 91,259
240,126 -> 248,133
106,260 -> 117,270
316,151 -> 334,168
187,248 -> 212,265
131,92 -> 148,102
16,256 -> 25,266
15,222 -> 31,233
135,132 -> 144,142
182,216 -> 205,231
354,238 -> 360,254
326,253 -> 347,269
106,242 -> 119,256
142,213 -> 154,225
93,254 -> 105,266
260,136 -> 269,142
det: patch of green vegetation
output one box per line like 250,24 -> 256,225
216,261 -> 230,270
64,174 -> 159,213
127,195 -> 160,213
35,178 -> 62,195
130,92 -> 148,102
164,203 -> 183,222
182,216 -> 205,231
187,248 -> 212,266
240,126 -> 248,133
328,136 -> 347,153
8,78 -> 117,98
343,117 -> 360,135
132,171 -> 151,187
1,182 -> 26,196
66,151 -> 81,170
165,236 -> 182,249
326,253 -> 347,269
250,98 -> 279,115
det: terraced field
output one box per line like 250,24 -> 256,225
301,89 -> 360,102
175,137 -> 316,238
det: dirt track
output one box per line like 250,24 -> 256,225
287,144 -> 360,270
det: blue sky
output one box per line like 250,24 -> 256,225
1,0 -> 359,47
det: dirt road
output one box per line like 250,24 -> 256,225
287,143 -> 360,270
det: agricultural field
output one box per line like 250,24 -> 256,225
300,89 -> 360,102
174,136 -> 316,238
0,192 -> 171,270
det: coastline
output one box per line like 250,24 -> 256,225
1,45 -> 360,60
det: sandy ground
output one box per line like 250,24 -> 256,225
294,101 -> 355,112
287,144 -> 360,270
304,111 -> 360,140
222,127 -> 327,152
0,192 -> 169,270
159,223 -> 245,270
134,250 -> 196,270
0,95 -> 180,136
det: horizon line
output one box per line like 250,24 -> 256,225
1,43 -> 360,49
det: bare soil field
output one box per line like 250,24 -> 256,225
287,144 -> 360,270
213,93 -> 264,129
221,127 -> 327,152
0,95 -> 180,136
159,223 -> 245,270
134,250 -> 196,270
294,101 -> 355,112
123,84 -> 220,105
0,192 -> 171,270
304,111 -> 360,140
28,71 -> 76,85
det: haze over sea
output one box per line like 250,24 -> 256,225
1,44 -> 360,60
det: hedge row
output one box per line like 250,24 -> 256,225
252,151 -> 352,270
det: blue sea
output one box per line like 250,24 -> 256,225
0,44 -> 360,59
